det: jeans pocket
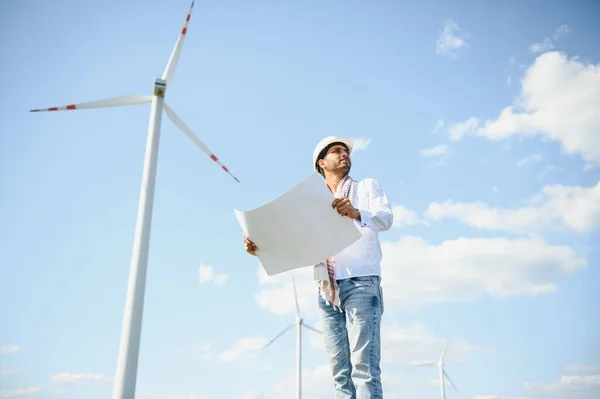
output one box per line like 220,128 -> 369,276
350,276 -> 375,287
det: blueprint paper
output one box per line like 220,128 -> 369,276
234,172 -> 362,276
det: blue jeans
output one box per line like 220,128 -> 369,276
318,276 -> 384,399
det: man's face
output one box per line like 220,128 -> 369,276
319,144 -> 351,175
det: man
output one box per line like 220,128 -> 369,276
244,136 -> 393,398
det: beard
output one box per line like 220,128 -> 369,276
338,160 -> 351,174
321,158 -> 351,175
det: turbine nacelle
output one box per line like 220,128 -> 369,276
154,79 -> 167,97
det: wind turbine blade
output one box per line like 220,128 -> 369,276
440,339 -> 450,362
162,1 -> 195,84
30,94 -> 151,112
302,324 -> 322,334
163,103 -> 240,183
262,324 -> 294,351
292,275 -> 300,319
412,361 -> 436,367
443,370 -> 458,391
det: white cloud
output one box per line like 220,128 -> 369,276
381,322 -> 483,366
420,144 -> 449,157
448,117 -> 479,140
425,181 -> 600,233
447,51 -> 600,165
0,387 -> 41,399
524,374 -> 600,397
436,19 -> 467,58
433,119 -> 445,133
350,138 -> 372,152
505,56 -> 524,87
530,37 -> 554,54
1,345 -> 20,354
256,268 -> 317,316
565,364 -> 600,374
380,235 -> 585,309
553,25 -> 571,39
198,264 -> 229,285
217,336 -> 268,364
50,372 -> 112,384
392,205 -> 427,228
530,25 -> 571,53
517,154 -> 543,168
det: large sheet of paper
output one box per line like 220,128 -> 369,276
234,172 -> 362,276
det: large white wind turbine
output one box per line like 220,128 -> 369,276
413,340 -> 458,399
30,2 -> 239,399
262,276 -> 322,399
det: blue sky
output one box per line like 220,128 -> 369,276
1,0 -> 599,398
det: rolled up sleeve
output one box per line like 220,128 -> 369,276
356,179 -> 393,231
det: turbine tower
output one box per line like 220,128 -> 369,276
30,2 -> 239,398
413,340 -> 458,399
262,275 -> 322,399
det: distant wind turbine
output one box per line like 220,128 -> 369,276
30,2 -> 239,399
413,340 -> 458,399
262,275 -> 322,399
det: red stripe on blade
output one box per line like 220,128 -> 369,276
49,107 -> 58,111
66,105 -> 76,110
222,166 -> 230,172
210,154 -> 218,161
186,14 -> 190,21
181,27 -> 187,35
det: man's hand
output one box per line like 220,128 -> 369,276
244,234 -> 259,256
332,198 -> 361,221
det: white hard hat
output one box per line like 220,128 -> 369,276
312,136 -> 354,172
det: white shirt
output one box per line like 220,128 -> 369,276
332,178 -> 393,280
